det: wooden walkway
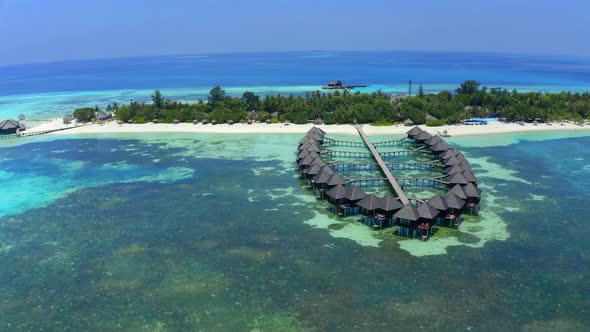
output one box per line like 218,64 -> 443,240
0,124 -> 90,140
322,137 -> 365,148
355,125 -> 410,205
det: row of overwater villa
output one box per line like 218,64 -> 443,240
296,126 -> 481,240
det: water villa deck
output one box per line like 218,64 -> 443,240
296,125 -> 481,241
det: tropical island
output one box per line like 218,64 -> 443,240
73,80 -> 590,126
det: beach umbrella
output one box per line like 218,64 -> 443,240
418,202 -> 440,220
428,195 -> 449,211
228,120 -> 234,125
448,172 -> 469,185
462,183 -> 481,199
212,120 -> 218,125
326,185 -> 347,200
345,186 -> 368,202
449,185 -> 468,199
357,194 -> 381,211
127,119 -> 134,124
393,204 -> 420,221
174,119 -> 180,124
201,119 -> 208,124
193,119 -> 199,124
152,118 -> 159,123
266,119 -> 272,124
378,194 -> 403,212
445,192 -> 466,210
18,114 -> 26,121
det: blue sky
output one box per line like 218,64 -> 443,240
0,0 -> 589,65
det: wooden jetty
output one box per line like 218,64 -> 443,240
355,124 -> 410,205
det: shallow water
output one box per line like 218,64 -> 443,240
0,131 -> 589,330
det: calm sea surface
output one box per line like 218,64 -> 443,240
1,52 -> 589,330
0,131 -> 589,330
1,51 -> 590,120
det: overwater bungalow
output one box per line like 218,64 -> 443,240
406,126 -> 423,138
445,192 -> 466,226
393,204 -> 421,237
0,119 -> 26,134
426,135 -> 443,146
446,165 -> 463,175
462,182 -> 481,213
417,202 -> 440,239
415,131 -> 433,143
326,185 -> 348,215
296,126 -> 481,242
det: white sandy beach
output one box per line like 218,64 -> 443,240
28,118 -> 590,137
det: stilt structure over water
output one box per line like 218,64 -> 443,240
296,125 -> 481,242
354,124 -> 410,205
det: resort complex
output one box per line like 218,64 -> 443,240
297,126 -> 481,240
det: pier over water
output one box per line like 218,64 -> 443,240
354,124 -> 410,205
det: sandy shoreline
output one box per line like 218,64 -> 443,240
28,118 -> 590,137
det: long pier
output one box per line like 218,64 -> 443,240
355,125 -> 410,205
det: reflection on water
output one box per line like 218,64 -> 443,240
0,133 -> 589,330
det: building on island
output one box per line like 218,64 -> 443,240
0,120 -> 26,135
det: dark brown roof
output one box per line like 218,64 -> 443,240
298,142 -> 311,151
378,194 -> 404,212
448,172 -> 469,185
393,204 -> 420,221
446,165 -> 463,175
306,162 -> 325,176
457,162 -> 472,172
431,141 -> 450,152
445,192 -> 466,209
313,169 -> 335,184
299,152 -> 319,166
326,172 -> 348,186
406,126 -> 423,136
415,131 -> 433,141
461,170 -> 477,182
357,194 -> 381,211
426,135 -> 443,146
428,195 -> 448,211
444,157 -> 460,167
462,183 -> 481,198
326,185 -> 347,200
345,186 -> 368,201
449,185 -> 468,199
455,153 -> 469,164
0,120 -> 20,130
440,150 -> 456,160
306,144 -> 321,153
418,202 -> 439,219
313,126 -> 326,135
297,149 -> 310,160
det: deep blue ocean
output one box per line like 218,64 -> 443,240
1,51 -> 590,120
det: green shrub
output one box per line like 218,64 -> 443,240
426,119 -> 445,127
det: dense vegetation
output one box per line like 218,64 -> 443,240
75,81 -> 590,125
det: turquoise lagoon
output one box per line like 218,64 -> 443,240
1,130 -> 589,330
